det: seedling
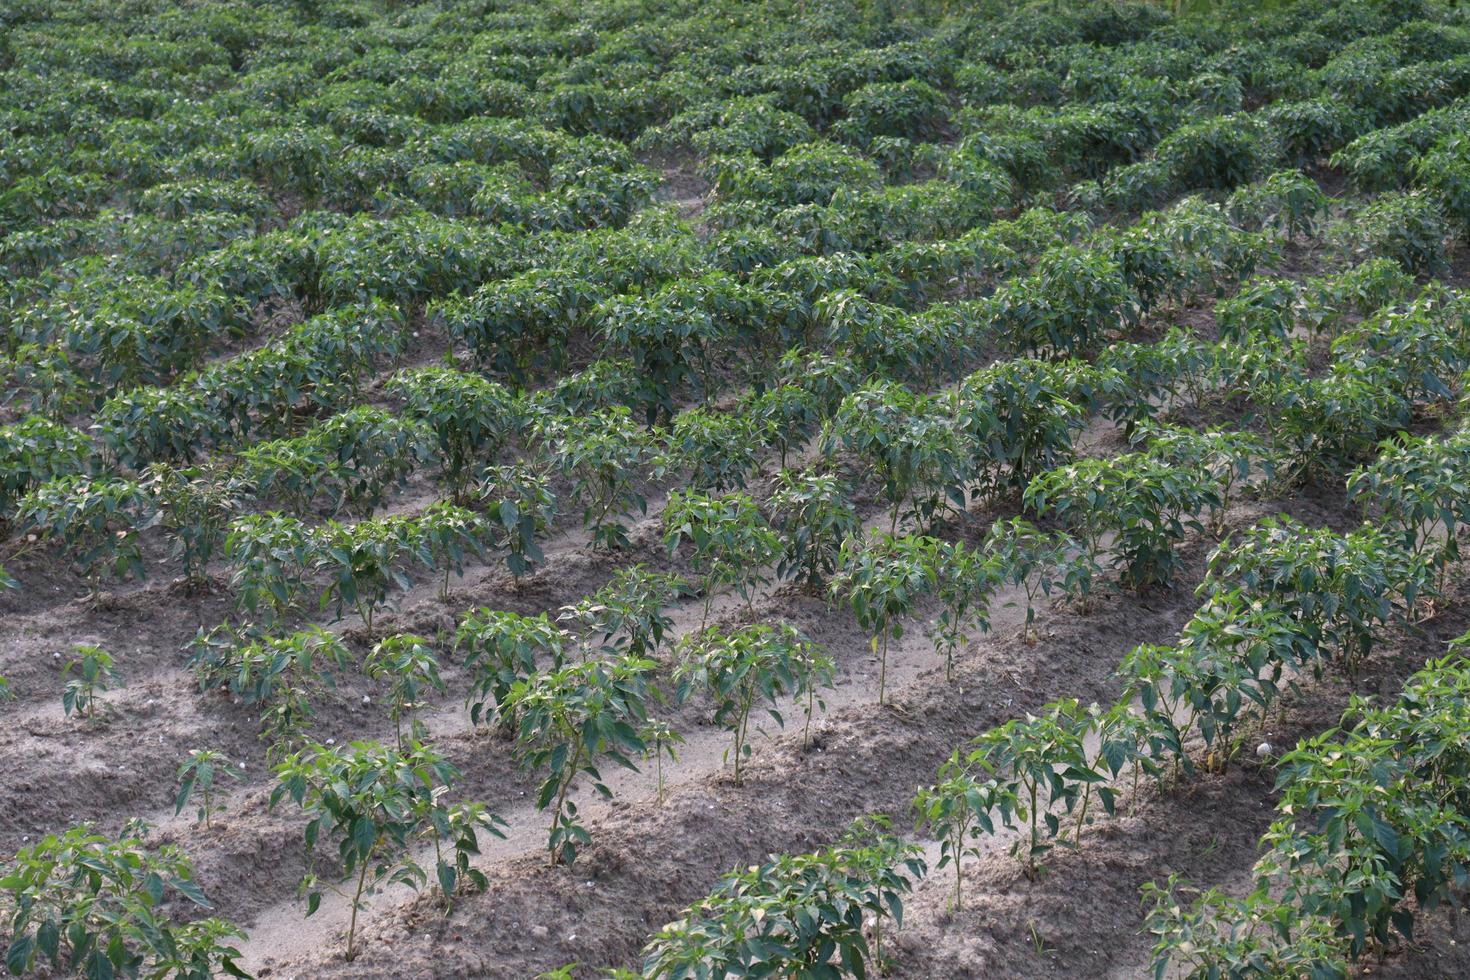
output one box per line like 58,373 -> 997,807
673,623 -> 829,784
62,644 -> 120,720
270,739 -> 501,960
913,751 -> 1018,910
831,532 -> 930,704
175,749 -> 243,829
638,719 -> 684,805
364,634 -> 446,749
503,654 -> 656,866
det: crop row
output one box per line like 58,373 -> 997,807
627,413 -> 1470,978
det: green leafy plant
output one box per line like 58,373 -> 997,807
61,644 -> 120,720
364,635 -> 446,749
954,361 -> 1087,500
457,609 -> 569,729
640,817 -> 926,978
1203,517 -> 1433,671
663,408 -> 769,493
663,489 -> 780,631
270,740 -> 503,960
826,382 -> 967,532
639,719 -> 684,806
17,476 -> 157,599
226,513 -> 318,626
0,415 -> 93,523
769,467 -> 861,590
831,532 -> 931,704
411,502 -> 490,600
540,406 -> 657,551
561,566 -> 686,659
1347,429 -> 1470,575
983,517 -> 1093,635
1025,452 -> 1222,591
0,825 -> 248,979
913,751 -> 1018,910
1137,424 -> 1273,537
673,623 -> 830,785
145,463 -> 246,592
503,654 -> 656,867
315,516 -> 423,633
478,462 -> 556,581
967,700 -> 1103,877
189,625 -> 353,758
175,749 -> 244,829
388,367 -> 517,503
925,538 -> 1002,680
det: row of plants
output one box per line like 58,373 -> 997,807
609,494 -> 1456,977
1145,644 -> 1470,977
611,394 -> 1470,975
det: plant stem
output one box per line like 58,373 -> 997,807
953,830 -> 964,910
347,857 -> 371,960
548,743 -> 583,867
878,630 -> 889,704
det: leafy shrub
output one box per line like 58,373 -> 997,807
388,367 -> 517,502
189,625 -> 351,754
673,623 -> 829,783
1227,169 -> 1330,241
539,406 -> 657,551
1203,517 -> 1433,670
1336,191 -> 1448,276
1154,114 -> 1273,192
504,653 -> 656,866
663,489 -> 780,629
836,79 -> 951,144
225,513 -> 317,625
0,415 -> 93,522
17,475 -> 157,597
641,818 -> 925,978
1414,134 -> 1470,236
1262,98 -> 1367,165
0,825 -> 247,979
145,464 -> 245,592
826,382 -> 967,532
456,609 -> 568,729
954,360 -> 1088,499
270,740 -> 503,959
769,467 -> 860,588
1025,452 -> 1221,591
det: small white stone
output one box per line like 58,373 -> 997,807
1256,742 -> 1272,758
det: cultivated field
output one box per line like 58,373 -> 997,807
4,0 -> 1470,977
